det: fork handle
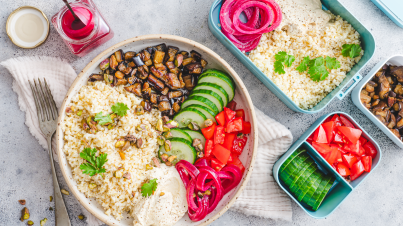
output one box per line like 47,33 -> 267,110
47,137 -> 72,226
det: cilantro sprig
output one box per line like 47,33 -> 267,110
141,179 -> 158,197
274,51 -> 295,74
342,44 -> 362,58
94,112 -> 113,125
79,148 -> 108,176
296,56 -> 310,73
111,102 -> 129,117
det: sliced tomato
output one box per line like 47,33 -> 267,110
331,114 -> 343,127
242,121 -> 251,134
362,156 -> 372,172
337,126 -> 362,144
224,107 -> 236,122
312,142 -> 332,155
212,144 -> 231,164
226,101 -> 237,111
214,125 -> 225,145
222,133 -> 236,151
204,139 -> 214,158
330,144 -> 343,162
201,123 -> 216,140
348,140 -> 361,156
333,132 -> 345,143
359,136 -> 367,146
363,142 -> 377,159
326,147 -> 339,165
232,134 -> 247,156
313,125 -> 328,143
211,158 -> 226,171
228,154 -> 245,174
351,160 -> 365,181
235,109 -> 245,121
215,111 -> 226,126
322,121 -> 335,143
226,117 -> 243,133
340,115 -> 355,128
342,154 -> 358,168
337,162 -> 351,176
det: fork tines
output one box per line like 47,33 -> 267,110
29,78 -> 58,122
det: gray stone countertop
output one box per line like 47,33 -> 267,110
1,0 -> 403,225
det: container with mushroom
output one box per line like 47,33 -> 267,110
360,64 -> 403,140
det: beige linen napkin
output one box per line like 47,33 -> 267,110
1,56 -> 293,225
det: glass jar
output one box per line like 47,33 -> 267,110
51,0 -> 114,57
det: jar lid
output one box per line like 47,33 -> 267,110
6,6 -> 50,49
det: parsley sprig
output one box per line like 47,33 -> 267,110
79,148 -> 108,176
141,179 -> 158,197
342,44 -> 362,58
274,51 -> 295,74
111,102 -> 129,117
294,55 -> 341,82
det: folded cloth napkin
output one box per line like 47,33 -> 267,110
1,56 -> 293,225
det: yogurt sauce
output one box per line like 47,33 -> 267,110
133,165 -> 188,226
275,0 -> 333,35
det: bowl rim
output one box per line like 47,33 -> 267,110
55,34 -> 258,226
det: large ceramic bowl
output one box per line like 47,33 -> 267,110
56,34 -> 258,226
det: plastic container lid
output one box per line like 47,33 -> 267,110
6,6 -> 50,49
371,0 -> 403,28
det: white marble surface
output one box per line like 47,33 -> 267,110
1,0 -> 403,225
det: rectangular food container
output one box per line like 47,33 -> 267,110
272,112 -> 382,218
208,0 -> 376,114
371,0 -> 403,28
352,55 -> 403,148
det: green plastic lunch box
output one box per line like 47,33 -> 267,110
272,112 -> 382,218
208,0 -> 376,114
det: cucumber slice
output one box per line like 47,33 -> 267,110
198,73 -> 235,101
297,169 -> 321,202
181,96 -> 219,115
280,154 -> 310,186
291,166 -> 317,195
158,138 -> 197,164
169,128 -> 192,142
194,83 -> 229,106
307,176 -> 330,207
313,177 -> 335,210
190,89 -> 224,112
173,108 -> 207,129
183,105 -> 216,123
280,149 -> 306,173
289,161 -> 315,193
301,172 -> 323,204
182,129 -> 206,147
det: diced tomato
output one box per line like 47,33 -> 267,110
222,133 -> 236,151
337,126 -> 362,144
326,147 -> 339,165
330,114 -> 343,127
342,143 -> 351,152
215,111 -> 225,126
312,142 -> 332,155
363,142 -> 377,159
204,139 -> 214,158
323,116 -> 332,123
242,121 -> 251,134
201,123 -> 216,140
232,134 -> 248,156
214,125 -> 225,145
313,125 -> 328,143
228,154 -> 245,174
226,117 -> 243,133
212,144 -> 231,164
211,158 -> 226,171
350,160 -> 365,181
339,115 -> 355,128
224,107 -> 236,122
227,101 -> 237,111
330,144 -> 343,162
235,109 -> 245,121
337,163 -> 351,176
362,156 -> 372,172
342,154 -> 358,168
359,146 -> 365,156
359,136 -> 367,146
348,140 -> 361,156
322,121 -> 335,143
333,132 -> 345,143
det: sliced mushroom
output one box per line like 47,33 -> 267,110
391,66 -> 403,82
360,93 -> 371,106
125,83 -> 142,96
158,101 -> 171,112
390,128 -> 401,138
397,118 -> 403,129
88,74 -> 103,81
373,101 -> 387,111
115,78 -> 128,86
388,114 -> 396,129
137,66 -> 149,80
388,96 -> 396,107
150,66 -> 168,82
365,84 -> 375,92
166,73 -> 181,89
372,99 -> 380,107
148,74 -> 165,91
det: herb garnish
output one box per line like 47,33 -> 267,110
111,102 -> 129,117
79,148 -> 108,176
342,44 -> 362,58
274,51 -> 295,74
141,179 -> 158,197
296,56 -> 311,73
94,112 -> 113,125
308,57 -> 329,82
325,56 -> 341,69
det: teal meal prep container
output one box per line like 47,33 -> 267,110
352,55 -> 403,149
208,0 -> 376,114
272,112 -> 382,218
371,0 -> 403,28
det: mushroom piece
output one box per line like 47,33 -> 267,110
391,66 -> 403,82
158,101 -> 171,112
125,83 -> 142,96
378,76 -> 390,99
388,96 -> 396,107
388,114 -> 397,129
371,99 -> 380,107
390,128 -> 401,138
375,115 -> 387,125
88,74 -> 103,82
365,84 -> 375,92
372,101 -> 387,111
360,93 -> 371,106
397,118 -> 403,129
395,84 -> 403,95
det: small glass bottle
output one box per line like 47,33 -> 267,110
51,0 -> 114,57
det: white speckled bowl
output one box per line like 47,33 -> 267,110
56,34 -> 258,226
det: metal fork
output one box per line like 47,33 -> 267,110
29,79 -> 72,226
